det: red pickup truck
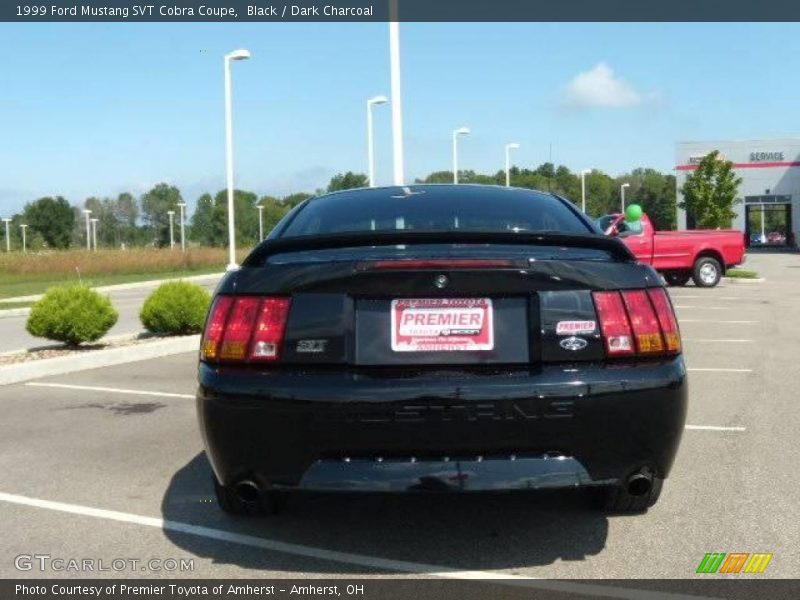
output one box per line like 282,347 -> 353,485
597,212 -> 745,287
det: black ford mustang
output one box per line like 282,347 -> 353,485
197,185 -> 687,515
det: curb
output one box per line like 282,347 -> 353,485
722,277 -> 765,284
0,273 -> 223,304
0,335 -> 200,386
0,308 -> 31,319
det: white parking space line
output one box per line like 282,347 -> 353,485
25,382 -> 193,399
684,425 -> 746,432
686,368 -> 753,373
683,339 -> 753,343
669,295 -> 746,301
673,306 -> 734,310
0,491 -> 722,599
678,320 -> 758,324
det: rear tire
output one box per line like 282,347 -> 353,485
213,478 -> 288,516
593,476 -> 664,513
664,272 -> 691,287
692,256 -> 722,287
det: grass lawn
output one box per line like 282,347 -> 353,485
0,247 -> 246,299
0,267 -> 223,299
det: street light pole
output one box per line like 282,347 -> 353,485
366,95 -> 388,187
256,204 -> 264,241
224,48 -> 251,271
167,211 -> 175,250
83,209 -> 92,251
580,169 -> 592,213
20,224 -> 27,253
388,5 -> 404,186
90,218 -> 98,251
177,203 -> 186,251
620,183 -> 630,213
452,127 -> 470,184
3,219 -> 11,252
504,143 -> 520,187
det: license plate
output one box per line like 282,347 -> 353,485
391,298 -> 494,352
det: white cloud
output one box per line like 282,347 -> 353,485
562,63 -> 645,109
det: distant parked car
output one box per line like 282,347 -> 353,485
750,233 -> 763,245
767,231 -> 786,244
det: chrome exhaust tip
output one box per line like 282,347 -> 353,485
627,472 -> 653,497
234,480 -> 261,504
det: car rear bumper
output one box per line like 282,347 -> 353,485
197,357 -> 687,492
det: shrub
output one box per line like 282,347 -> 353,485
140,281 -> 211,335
26,285 -> 118,345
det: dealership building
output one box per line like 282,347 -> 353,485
676,138 -> 800,247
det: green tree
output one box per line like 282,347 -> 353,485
23,196 -> 75,249
190,193 -> 216,246
282,192 -> 312,208
327,172 -> 368,192
679,151 -> 742,228
141,183 -> 183,247
258,196 -> 291,238
416,171 -> 454,184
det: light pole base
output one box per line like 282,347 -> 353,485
226,262 -> 239,272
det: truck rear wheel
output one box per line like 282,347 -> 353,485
692,256 -> 722,287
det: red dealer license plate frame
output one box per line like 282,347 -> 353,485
390,298 -> 494,352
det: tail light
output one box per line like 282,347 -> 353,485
593,292 -> 634,356
201,296 -> 291,363
592,289 -> 681,358
647,288 -> 681,353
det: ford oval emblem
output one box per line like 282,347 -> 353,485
560,336 -> 588,351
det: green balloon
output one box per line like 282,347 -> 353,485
625,204 -> 643,222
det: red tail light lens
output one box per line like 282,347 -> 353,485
621,290 -> 664,355
219,298 -> 261,360
200,296 -> 291,363
593,291 -> 634,356
647,288 -> 681,354
593,288 -> 682,358
250,297 -> 291,361
201,296 -> 233,360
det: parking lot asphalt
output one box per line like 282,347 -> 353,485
0,252 -> 797,582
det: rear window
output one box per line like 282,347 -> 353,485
280,187 -> 591,238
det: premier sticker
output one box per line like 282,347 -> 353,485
556,320 -> 596,335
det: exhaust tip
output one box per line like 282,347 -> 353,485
235,480 -> 261,504
627,473 -> 653,497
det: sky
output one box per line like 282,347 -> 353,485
1,22 -> 800,215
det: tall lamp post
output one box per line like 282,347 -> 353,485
83,209 -> 92,251
504,143 -> 520,187
256,204 -> 264,241
388,11 -> 404,185
580,169 -> 592,213
452,127 -> 470,184
366,95 -> 388,187
20,224 -> 27,253
90,218 -> 98,251
177,202 -> 186,251
167,210 -> 175,250
620,182 -> 630,213
3,218 -> 11,252
224,48 -> 251,271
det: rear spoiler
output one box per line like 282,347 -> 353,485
243,231 -> 634,266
